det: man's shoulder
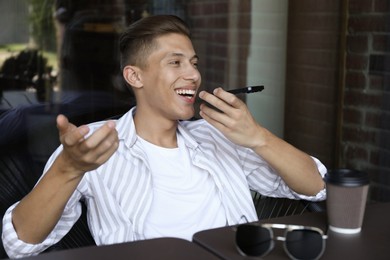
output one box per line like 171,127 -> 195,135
181,118 -> 211,129
180,118 -> 226,142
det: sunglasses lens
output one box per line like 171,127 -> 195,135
285,229 -> 324,260
236,224 -> 273,257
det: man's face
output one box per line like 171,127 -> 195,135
137,33 -> 201,121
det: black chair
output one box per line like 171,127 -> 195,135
252,191 -> 325,220
0,92 -> 134,259
0,154 -> 96,259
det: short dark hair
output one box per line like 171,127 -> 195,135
119,15 -> 191,70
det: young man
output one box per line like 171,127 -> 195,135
2,15 -> 326,258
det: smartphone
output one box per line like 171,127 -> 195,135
227,85 -> 264,95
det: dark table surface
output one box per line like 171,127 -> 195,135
193,202 -> 390,260
12,203 -> 390,260
19,237 -> 220,260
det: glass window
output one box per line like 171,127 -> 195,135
0,0 -> 389,202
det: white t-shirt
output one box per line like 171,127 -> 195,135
139,132 -> 227,241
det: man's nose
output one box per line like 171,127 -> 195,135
184,64 -> 201,82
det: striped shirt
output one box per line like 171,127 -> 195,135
2,107 -> 327,258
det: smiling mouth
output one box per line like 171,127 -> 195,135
175,89 -> 196,99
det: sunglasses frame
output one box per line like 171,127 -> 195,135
235,223 -> 328,260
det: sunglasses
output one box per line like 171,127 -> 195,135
235,223 -> 328,260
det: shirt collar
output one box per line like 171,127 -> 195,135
177,121 -> 199,150
116,107 -> 137,148
116,107 -> 200,150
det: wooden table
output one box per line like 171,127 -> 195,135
193,203 -> 390,259
20,237 -> 219,260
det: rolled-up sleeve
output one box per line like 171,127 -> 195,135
246,153 -> 327,201
291,156 -> 327,201
2,196 -> 82,259
1,146 -> 85,258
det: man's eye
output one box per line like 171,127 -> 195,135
170,60 -> 180,65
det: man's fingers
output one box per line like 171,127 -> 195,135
199,90 -> 227,111
56,114 -> 69,136
57,114 -> 90,146
212,88 -> 243,108
93,137 -> 119,166
81,121 -> 116,151
199,88 -> 243,115
74,121 -> 118,167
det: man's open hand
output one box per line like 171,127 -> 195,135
56,114 -> 119,176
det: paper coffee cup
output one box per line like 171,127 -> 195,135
324,169 -> 369,234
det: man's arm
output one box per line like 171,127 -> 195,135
198,88 -> 325,196
11,115 -> 118,244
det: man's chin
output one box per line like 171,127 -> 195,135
178,109 -> 195,121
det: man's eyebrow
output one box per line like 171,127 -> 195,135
165,52 -> 199,60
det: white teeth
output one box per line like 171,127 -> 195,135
176,89 -> 195,96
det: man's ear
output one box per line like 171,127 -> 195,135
123,65 -> 143,89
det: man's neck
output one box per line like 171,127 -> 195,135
133,110 -> 178,148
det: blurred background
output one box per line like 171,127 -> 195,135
0,0 -> 389,203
